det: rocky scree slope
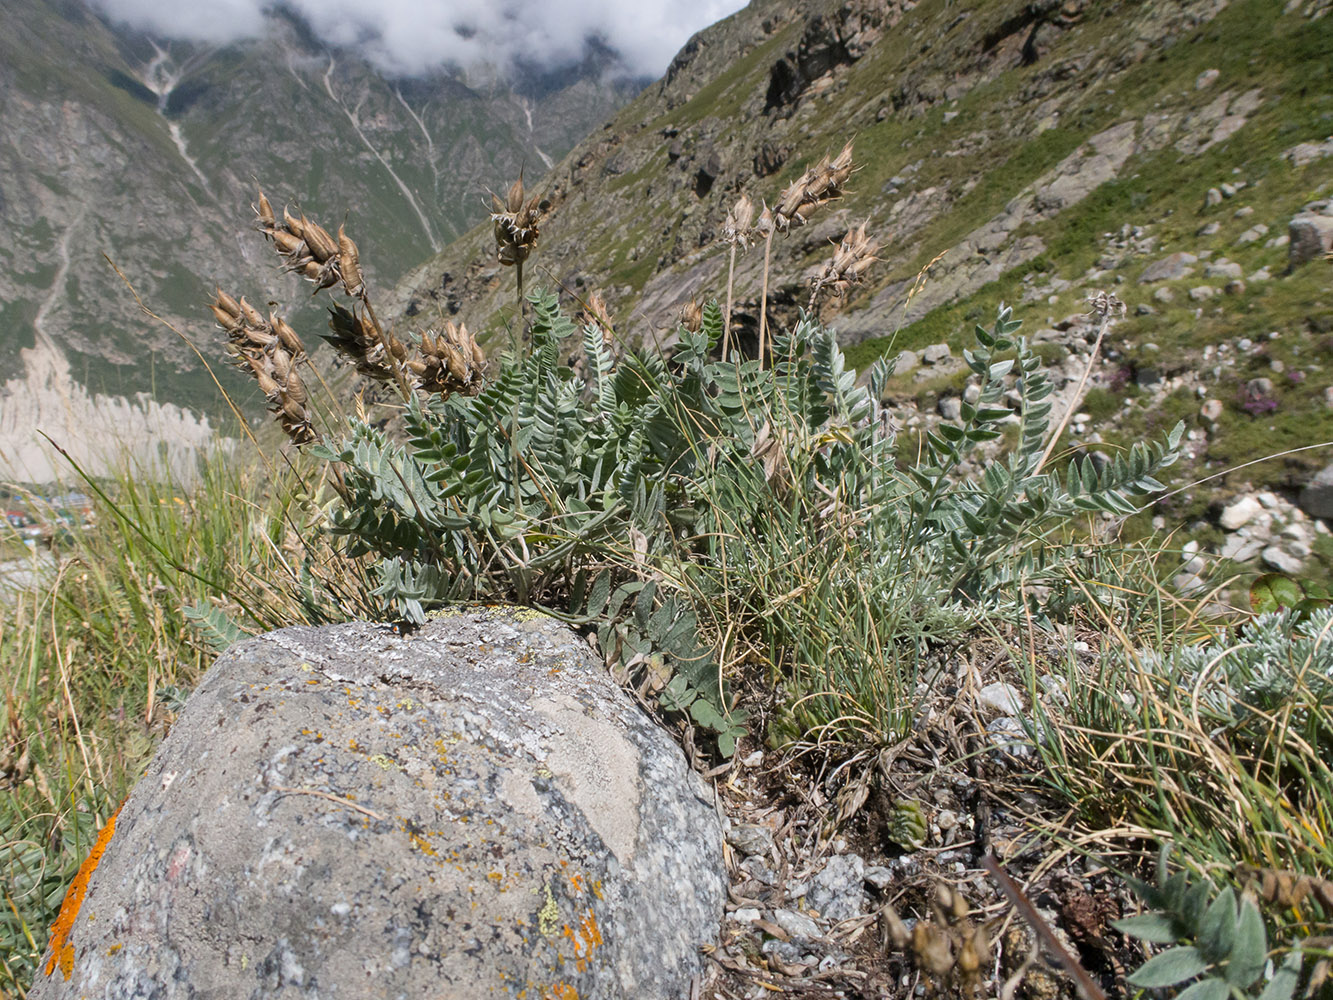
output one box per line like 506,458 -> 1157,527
0,0 -> 641,413
393,0 -> 1333,587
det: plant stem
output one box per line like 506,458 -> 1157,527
513,261 -> 525,356
759,228 -> 774,368
723,244 -> 736,362
361,296 -> 415,402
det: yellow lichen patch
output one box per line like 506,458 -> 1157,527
537,881 -> 560,937
590,880 -> 604,901
348,737 -> 362,752
545,983 -> 579,1000
44,801 -> 123,980
105,943 -> 122,956
407,832 -> 438,857
367,754 -> 401,771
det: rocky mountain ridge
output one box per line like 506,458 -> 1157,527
0,0 -> 642,479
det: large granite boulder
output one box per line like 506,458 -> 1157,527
33,607 -> 725,1000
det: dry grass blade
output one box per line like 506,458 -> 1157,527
983,855 -> 1107,1000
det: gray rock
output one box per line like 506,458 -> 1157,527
977,682 -> 1026,715
1196,69 -> 1220,89
1154,286 -> 1176,303
893,349 -> 920,374
1139,252 -> 1198,283
1189,285 -> 1216,301
1200,399 -> 1224,422
1289,214 -> 1333,268
1249,267 -> 1271,281
31,609 -> 725,1000
1221,495 -> 1263,530
807,854 -> 867,923
1283,138 -> 1333,167
1233,205 -> 1255,218
1205,260 -> 1243,280
1221,182 -> 1241,198
922,343 -> 953,365
1262,546 -> 1305,575
728,823 -> 775,858
1300,463 -> 1333,519
1225,280 -> 1246,296
938,396 -> 963,421
731,907 -> 762,924
1205,188 -> 1224,207
1197,221 -> 1221,235
1236,224 -> 1269,244
760,939 -> 811,966
863,866 -> 894,890
772,908 -> 823,941
1221,535 -> 1265,562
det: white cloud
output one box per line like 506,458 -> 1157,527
87,0 -> 749,78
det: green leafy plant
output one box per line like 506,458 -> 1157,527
1250,573 -> 1332,618
1115,846 -> 1304,999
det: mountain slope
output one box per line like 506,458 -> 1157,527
0,0 -> 641,411
392,0 -> 1333,578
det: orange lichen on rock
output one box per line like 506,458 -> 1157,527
562,908 -> 603,972
43,801 -> 124,980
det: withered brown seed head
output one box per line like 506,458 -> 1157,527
254,190 -> 276,229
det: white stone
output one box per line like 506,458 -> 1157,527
977,682 -> 1025,716
1220,496 -> 1263,530
1262,546 -> 1304,575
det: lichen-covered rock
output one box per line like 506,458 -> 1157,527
32,607 -> 725,1000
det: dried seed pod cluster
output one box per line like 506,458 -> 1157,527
490,174 -> 543,269
408,322 -> 486,396
809,220 -> 879,307
326,304 -> 408,384
771,140 -> 854,233
882,882 -> 990,997
679,298 -> 703,333
212,288 -> 316,444
254,190 -> 365,300
721,193 -> 756,250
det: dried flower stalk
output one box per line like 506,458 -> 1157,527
490,172 -> 545,336
720,193 -> 755,360
809,220 -> 879,310
758,140 -> 855,366
252,188 -> 414,400
407,321 -> 486,397
213,288 -> 317,444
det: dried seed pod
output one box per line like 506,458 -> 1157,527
215,288 -> 242,318
254,190 -> 276,229
270,347 -> 292,380
211,303 -> 242,331
271,229 -> 305,256
283,207 -> 305,239
271,314 -> 304,357
284,367 -> 308,406
236,296 -> 264,329
680,299 -> 703,332
338,226 -> 364,298
302,219 -> 338,263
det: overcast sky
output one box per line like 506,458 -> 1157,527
89,0 -> 750,77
